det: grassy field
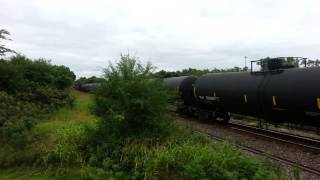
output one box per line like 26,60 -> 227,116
0,90 -> 97,179
0,90 -> 281,179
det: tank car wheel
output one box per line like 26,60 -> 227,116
222,112 -> 231,122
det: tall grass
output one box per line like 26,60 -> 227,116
105,127 -> 281,180
0,90 -> 97,178
0,90 -> 282,179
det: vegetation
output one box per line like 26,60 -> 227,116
0,29 -> 16,56
257,57 -> 320,71
0,90 -> 97,178
74,76 -> 104,86
0,55 -> 75,146
83,54 -> 281,179
146,140 -> 280,179
93,54 -> 172,138
0,53 -> 282,179
301,58 -> 320,67
154,66 -> 246,78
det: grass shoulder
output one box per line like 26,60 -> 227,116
0,90 -> 97,179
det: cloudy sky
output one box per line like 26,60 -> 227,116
1,0 -> 320,77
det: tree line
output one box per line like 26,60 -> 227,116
75,66 -> 247,85
0,29 -> 76,146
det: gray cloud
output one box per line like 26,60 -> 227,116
1,0 -> 320,77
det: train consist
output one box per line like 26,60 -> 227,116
75,57 -> 320,127
164,58 -> 320,127
75,83 -> 98,92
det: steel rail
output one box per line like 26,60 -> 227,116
228,122 -> 320,151
190,128 -> 320,176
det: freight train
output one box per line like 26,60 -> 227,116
75,83 -> 98,92
76,57 -> 320,127
164,58 -> 320,127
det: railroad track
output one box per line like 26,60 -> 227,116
174,110 -> 320,151
227,122 -> 320,152
176,115 -> 320,176
191,129 -> 320,176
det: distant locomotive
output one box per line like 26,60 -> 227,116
164,58 -> 320,127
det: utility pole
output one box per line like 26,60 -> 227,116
244,56 -> 248,71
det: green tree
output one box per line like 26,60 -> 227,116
282,57 -> 299,67
74,76 -> 104,86
0,55 -> 75,146
93,54 -> 172,139
88,54 -> 172,176
0,29 -> 16,56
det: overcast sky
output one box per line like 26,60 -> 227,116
1,0 -> 320,77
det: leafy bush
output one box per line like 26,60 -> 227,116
0,91 -> 42,145
0,55 -> 75,146
0,55 -> 75,93
85,54 -> 172,177
93,54 -> 172,139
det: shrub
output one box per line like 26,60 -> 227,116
0,55 -> 75,146
0,91 -> 41,146
86,54 -> 173,177
0,55 -> 75,93
93,54 -> 172,139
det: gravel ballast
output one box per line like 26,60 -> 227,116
175,116 -> 320,180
